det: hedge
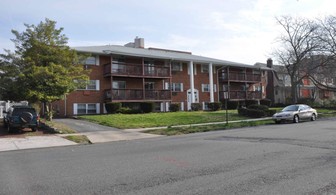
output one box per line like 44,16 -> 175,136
260,99 -> 272,107
191,103 -> 202,111
169,104 -> 180,112
105,102 -> 121,114
208,102 -> 222,111
140,102 -> 155,113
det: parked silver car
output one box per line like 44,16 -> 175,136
272,104 -> 317,124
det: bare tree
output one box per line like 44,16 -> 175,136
273,16 -> 320,103
308,16 -> 336,91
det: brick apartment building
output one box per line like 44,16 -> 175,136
53,37 -> 268,116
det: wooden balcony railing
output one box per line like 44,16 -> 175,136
219,73 -> 261,82
104,89 -> 171,101
219,90 -> 262,100
104,63 -> 170,77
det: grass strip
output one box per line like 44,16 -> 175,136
144,119 -> 274,136
64,135 -> 91,144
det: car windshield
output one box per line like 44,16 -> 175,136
282,105 -> 299,112
12,108 -> 36,115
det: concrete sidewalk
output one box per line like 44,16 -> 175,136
0,117 -> 272,152
0,135 -> 77,152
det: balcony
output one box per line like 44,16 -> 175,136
104,63 -> 170,78
219,73 -> 261,83
219,90 -> 262,100
104,89 -> 171,101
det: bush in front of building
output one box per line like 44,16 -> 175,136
118,107 -> 135,114
238,104 -> 275,118
191,103 -> 202,111
248,104 -> 269,112
297,98 -> 315,106
245,100 -> 259,107
105,102 -> 121,114
260,99 -> 272,107
169,103 -> 180,112
238,107 -> 265,118
226,101 -> 239,109
140,102 -> 155,113
208,102 -> 222,111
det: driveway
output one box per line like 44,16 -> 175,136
54,118 -> 120,133
54,118 -> 163,143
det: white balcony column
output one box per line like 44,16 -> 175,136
209,63 -> 214,102
189,61 -> 195,103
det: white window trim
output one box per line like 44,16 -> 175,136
202,84 -> 216,92
73,103 -> 100,115
172,83 -> 183,92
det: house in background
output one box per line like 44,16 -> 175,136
256,58 -> 336,105
53,37 -> 268,116
255,59 -> 291,105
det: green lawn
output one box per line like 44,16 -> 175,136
80,110 -> 250,129
79,108 -> 336,135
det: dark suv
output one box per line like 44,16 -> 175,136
3,106 -> 39,133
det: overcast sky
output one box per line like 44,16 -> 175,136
0,0 -> 335,65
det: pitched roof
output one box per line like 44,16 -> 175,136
73,45 -> 258,69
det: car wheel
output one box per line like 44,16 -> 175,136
311,113 -> 316,121
293,115 -> 299,123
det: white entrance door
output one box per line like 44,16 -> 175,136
187,89 -> 199,110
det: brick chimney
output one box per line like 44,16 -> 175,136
134,36 -> 144,48
267,58 -> 273,68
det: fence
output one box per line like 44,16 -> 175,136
0,101 -> 29,118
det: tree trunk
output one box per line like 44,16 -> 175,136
46,102 -> 53,121
291,81 -> 298,104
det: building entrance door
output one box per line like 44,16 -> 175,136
187,89 -> 199,110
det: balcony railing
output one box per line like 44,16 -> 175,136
219,73 -> 261,82
104,63 -> 170,77
219,90 -> 262,100
104,89 -> 171,101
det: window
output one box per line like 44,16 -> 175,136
145,82 -> 155,90
113,81 -> 126,89
172,83 -> 183,92
77,104 -> 86,114
87,104 -> 97,114
75,103 -> 99,115
87,80 -> 97,90
202,84 -> 210,92
144,60 -> 155,75
203,102 -> 210,110
202,84 -> 217,92
172,62 -> 182,71
85,56 -> 96,65
222,84 -> 228,91
201,65 -> 209,73
76,80 -> 100,90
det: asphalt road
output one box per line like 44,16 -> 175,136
1,118 -> 336,194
